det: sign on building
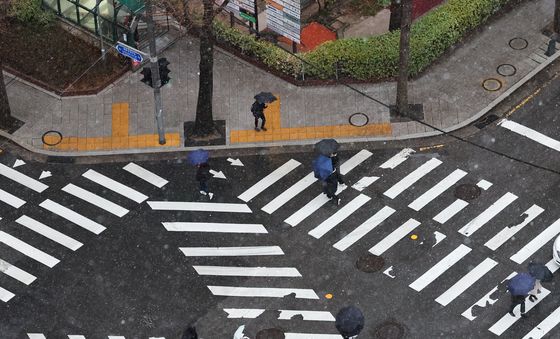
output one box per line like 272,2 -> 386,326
224,0 -> 258,24
266,0 -> 301,43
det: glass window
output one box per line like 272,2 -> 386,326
59,0 -> 78,22
42,0 -> 59,13
78,5 -> 97,31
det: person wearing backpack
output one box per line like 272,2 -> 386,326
251,100 -> 267,131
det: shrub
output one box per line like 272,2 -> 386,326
9,0 -> 54,27
214,0 -> 515,81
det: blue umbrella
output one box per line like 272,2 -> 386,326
507,272 -> 536,296
528,262 -> 553,282
335,306 -> 364,338
313,155 -> 333,181
188,149 -> 209,165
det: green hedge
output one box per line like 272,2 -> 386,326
214,0 -> 513,80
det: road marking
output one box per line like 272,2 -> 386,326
0,285 -> 15,302
262,150 -> 371,214
333,206 -> 396,251
284,185 -> 348,227
433,199 -> 469,224
278,310 -> 335,321
147,201 -> 252,213
224,308 -> 265,318
409,169 -> 467,211
162,222 -> 267,233
409,244 -> 471,292
108,336 -> 126,339
238,159 -> 300,202
462,272 -> 517,321
68,336 -> 86,339
351,176 -> 379,191
284,334 -> 343,339
62,184 -> 129,217
83,169 -> 148,203
510,218 -> 560,264
0,231 -> 59,268
16,215 -> 83,251
488,287 -> 551,335
546,258 -> 560,273
308,194 -> 370,239
208,286 -> 319,299
485,205 -> 544,251
0,258 -> 36,285
193,266 -> 301,277
380,148 -> 415,169
0,163 -> 48,193
477,180 -> 492,190
433,231 -> 446,247
369,219 -> 421,255
0,188 -> 25,208
435,258 -> 498,306
384,158 -> 442,199
40,199 -> 106,235
27,335 -> 47,339
180,246 -> 284,257
522,304 -> 560,339
458,192 -> 518,236
123,162 -> 168,188
498,119 -> 560,151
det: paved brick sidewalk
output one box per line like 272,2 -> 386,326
2,0 -> 558,154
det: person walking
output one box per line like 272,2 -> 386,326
251,100 -> 267,131
324,172 -> 341,205
506,272 -> 535,318
196,162 -> 214,200
508,294 -> 528,318
330,152 -> 344,185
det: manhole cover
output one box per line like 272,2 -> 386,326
455,184 -> 481,201
482,78 -> 503,91
497,64 -> 517,77
374,320 -> 405,339
356,253 -> 385,273
256,328 -> 285,339
349,112 -> 369,127
509,37 -> 528,50
42,130 -> 63,146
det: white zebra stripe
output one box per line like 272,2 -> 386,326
208,286 -> 319,299
82,169 -> 148,203
62,184 -> 129,217
238,159 -> 301,202
123,162 -> 168,188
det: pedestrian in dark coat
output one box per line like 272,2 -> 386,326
508,294 -> 528,317
330,153 -> 344,184
251,100 -> 267,131
196,162 -> 214,200
324,172 -> 341,205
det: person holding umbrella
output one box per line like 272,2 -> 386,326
527,262 -> 553,302
507,272 -> 536,318
188,149 -> 214,200
335,305 -> 364,338
313,154 -> 341,205
252,92 -> 277,132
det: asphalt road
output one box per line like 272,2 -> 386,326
3,73 -> 560,339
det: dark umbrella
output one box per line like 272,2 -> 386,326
187,149 -> 209,165
335,306 -> 364,338
313,155 -> 333,181
507,272 -> 536,296
315,139 -> 340,156
528,262 -> 554,282
254,92 -> 277,104
181,326 -> 198,339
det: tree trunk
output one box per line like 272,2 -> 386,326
395,0 -> 413,117
0,58 -> 12,128
555,0 -> 560,34
193,0 -> 215,136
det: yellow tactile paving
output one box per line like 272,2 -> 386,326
43,102 -> 180,151
230,95 -> 392,144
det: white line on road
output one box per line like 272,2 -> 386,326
333,206 -> 395,251
284,334 -> 343,339
433,199 -> 469,224
546,258 -> 560,273
461,272 -> 517,321
498,119 -> 560,151
16,215 -> 83,251
284,185 -> 348,227
308,194 -> 371,239
238,159 -> 301,202
380,148 -> 415,169
180,246 -> 284,257
224,308 -> 265,318
40,199 -> 106,235
83,169 -> 148,203
522,304 -> 560,339
208,286 -> 319,299
147,201 -> 252,213
27,334 -> 47,339
0,188 -> 25,208
458,192 -> 518,237
369,219 -> 421,255
435,258 -> 498,306
485,205 -> 544,251
0,163 -> 48,193
0,285 -> 14,302
162,222 -> 267,233
68,336 -> 86,339
339,150 -> 373,174
193,266 -> 301,277
409,244 -> 471,292
510,218 -> 560,264
351,176 -> 379,191
123,162 -> 168,188
62,184 -> 129,217
278,310 -> 335,321
0,258 -> 36,285
409,169 -> 467,211
384,158 -> 442,199
0,231 -> 59,268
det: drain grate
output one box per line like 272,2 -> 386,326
256,328 -> 285,339
455,184 -> 481,201
356,253 -> 385,273
374,320 -> 406,339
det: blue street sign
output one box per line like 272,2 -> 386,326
116,42 -> 144,63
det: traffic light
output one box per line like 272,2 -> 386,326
158,58 -> 171,86
140,67 -> 152,87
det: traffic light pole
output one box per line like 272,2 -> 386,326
145,0 -> 166,145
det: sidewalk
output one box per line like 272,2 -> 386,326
2,0 -> 558,155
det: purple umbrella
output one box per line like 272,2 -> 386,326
188,149 -> 209,165
507,272 -> 536,296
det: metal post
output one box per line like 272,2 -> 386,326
145,0 -> 166,145
95,0 -> 106,61
254,0 -> 259,37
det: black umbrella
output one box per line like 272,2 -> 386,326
335,306 -> 364,338
528,262 -> 554,282
254,92 -> 277,104
181,326 -> 198,339
315,138 -> 340,156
